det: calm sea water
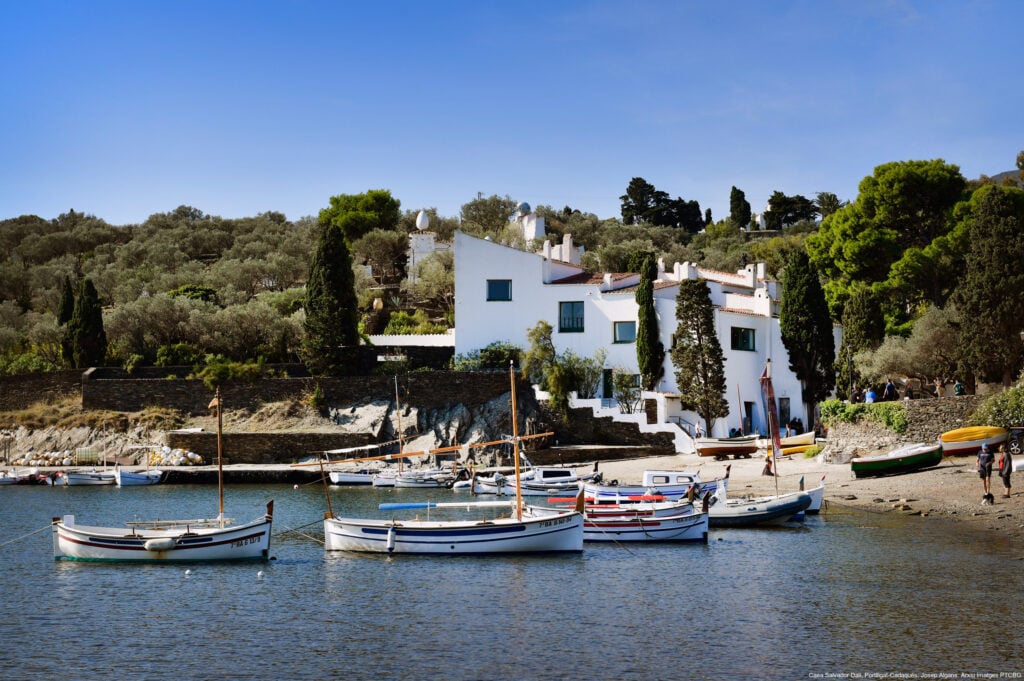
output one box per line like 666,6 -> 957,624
1,482 -> 1021,680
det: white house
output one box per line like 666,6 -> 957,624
453,230 -> 839,449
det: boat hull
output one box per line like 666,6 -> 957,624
324,512 -> 584,554
328,471 -> 375,485
114,469 -> 163,486
52,506 -> 274,562
851,443 -> 943,478
582,511 -> 707,542
707,491 -> 812,527
62,471 -> 116,486
583,476 -> 724,503
939,427 -> 1007,456
695,436 -> 758,459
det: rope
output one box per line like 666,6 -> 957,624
0,523 -> 54,549
273,518 -> 327,544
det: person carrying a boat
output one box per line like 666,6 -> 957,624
997,443 -> 1012,499
978,444 -> 995,502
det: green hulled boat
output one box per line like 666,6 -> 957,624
851,442 -> 943,478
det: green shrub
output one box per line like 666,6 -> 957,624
819,398 -> 908,433
969,384 -> 1024,427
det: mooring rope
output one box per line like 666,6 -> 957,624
0,523 -> 54,549
273,518 -> 326,544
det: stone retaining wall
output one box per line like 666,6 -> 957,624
821,395 -> 985,462
165,431 -> 378,464
0,370 -> 82,411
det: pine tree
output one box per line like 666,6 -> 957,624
67,278 -> 107,368
729,186 -> 751,228
302,222 -> 360,375
780,252 -> 836,424
635,257 -> 664,390
671,279 -> 728,433
953,185 -> 1024,385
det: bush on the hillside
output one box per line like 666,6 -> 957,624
819,398 -> 908,433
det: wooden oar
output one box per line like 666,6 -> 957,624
379,500 -> 515,511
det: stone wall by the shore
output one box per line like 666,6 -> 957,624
165,431 -> 378,464
80,371 -> 522,415
820,394 -> 985,462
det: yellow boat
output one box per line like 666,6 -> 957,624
781,444 -> 813,456
938,426 -> 1007,455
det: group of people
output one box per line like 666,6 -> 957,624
977,442 -> 1013,503
850,377 -> 967,404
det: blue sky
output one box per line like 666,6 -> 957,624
2,0 -> 1020,226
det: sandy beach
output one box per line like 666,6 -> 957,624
590,449 -> 1024,546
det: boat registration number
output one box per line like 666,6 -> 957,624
232,536 -> 261,547
539,516 -> 573,528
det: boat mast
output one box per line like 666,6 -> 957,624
510,363 -> 523,521
394,376 -> 404,473
214,386 -> 225,525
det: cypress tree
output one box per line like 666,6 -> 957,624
953,185 -> 1024,385
67,278 -> 107,368
635,257 -> 664,390
302,222 -> 360,375
780,252 -> 836,424
57,275 -> 75,366
729,186 -> 752,228
671,279 -> 728,433
836,285 -> 884,396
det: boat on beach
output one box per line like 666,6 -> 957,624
851,442 -> 943,478
704,360 -> 812,527
695,435 -> 759,460
317,367 -> 584,555
52,389 -> 273,562
938,426 -> 1007,456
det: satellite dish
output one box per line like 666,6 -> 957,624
415,210 -> 429,231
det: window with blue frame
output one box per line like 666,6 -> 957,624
559,301 -> 584,332
486,279 -> 511,301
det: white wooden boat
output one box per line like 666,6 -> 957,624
114,464 -> 163,486
695,435 -> 758,459
62,468 -> 116,486
328,469 -> 377,485
582,469 -> 727,503
529,496 -> 709,543
318,367 -> 583,555
52,502 -> 274,562
394,467 -> 457,488
371,470 -> 397,487
706,484 -> 812,527
471,464 -> 598,496
780,431 -> 815,447
52,389 -> 273,562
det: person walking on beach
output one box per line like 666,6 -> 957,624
998,443 -> 1013,498
978,443 -> 995,503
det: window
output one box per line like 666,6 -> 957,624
731,327 -> 755,351
613,321 -> 636,343
486,279 -> 511,301
559,301 -> 584,332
